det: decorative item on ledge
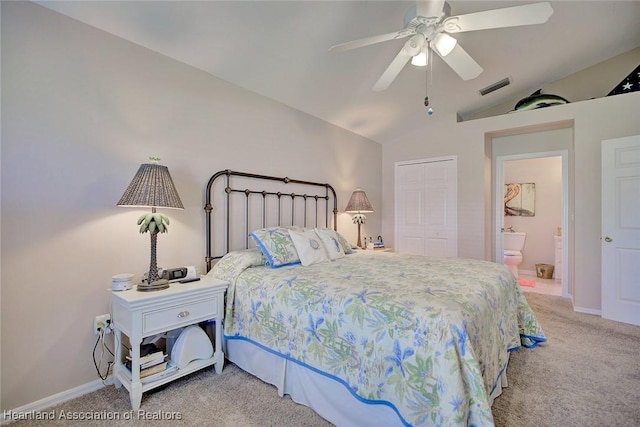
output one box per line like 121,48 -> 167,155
345,188 -> 373,248
117,157 -> 184,292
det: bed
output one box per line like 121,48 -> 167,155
203,170 -> 546,427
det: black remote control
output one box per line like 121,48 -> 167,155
179,277 -> 201,284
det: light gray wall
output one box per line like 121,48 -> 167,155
0,2 -> 381,410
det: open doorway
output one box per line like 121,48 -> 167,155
495,152 -> 568,297
488,123 -> 573,299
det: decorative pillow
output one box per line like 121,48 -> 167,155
314,228 -> 346,260
330,229 -> 354,254
288,229 -> 329,267
249,227 -> 300,268
206,248 -> 266,282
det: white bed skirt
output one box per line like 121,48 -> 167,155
226,338 -> 509,426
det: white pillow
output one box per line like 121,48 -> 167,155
288,229 -> 329,266
314,228 -> 346,260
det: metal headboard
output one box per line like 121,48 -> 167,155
204,169 -> 338,272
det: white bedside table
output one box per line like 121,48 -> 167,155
111,277 -> 228,410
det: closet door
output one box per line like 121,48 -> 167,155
395,157 -> 457,257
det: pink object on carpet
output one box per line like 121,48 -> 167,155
518,278 -> 536,287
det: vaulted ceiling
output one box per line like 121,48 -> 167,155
36,1 -> 640,145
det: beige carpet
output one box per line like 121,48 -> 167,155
492,292 -> 640,427
8,293 -> 640,426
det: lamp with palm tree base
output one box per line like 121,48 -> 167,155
117,158 -> 183,292
345,188 -> 373,248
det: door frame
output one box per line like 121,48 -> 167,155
494,150 -> 570,297
394,155 -> 458,256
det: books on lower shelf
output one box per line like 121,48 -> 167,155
126,342 -> 165,365
140,361 -> 168,377
125,356 -> 167,373
125,358 -> 179,383
126,350 -> 166,367
125,342 -> 178,383
140,362 -> 178,384
126,354 -> 166,369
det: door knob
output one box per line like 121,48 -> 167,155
604,236 -> 612,242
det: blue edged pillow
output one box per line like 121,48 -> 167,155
249,227 -> 300,268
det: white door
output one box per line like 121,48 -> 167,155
601,135 -> 640,326
395,157 -> 457,257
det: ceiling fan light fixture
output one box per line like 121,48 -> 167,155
331,1 -> 554,90
433,33 -> 457,57
411,44 -> 428,67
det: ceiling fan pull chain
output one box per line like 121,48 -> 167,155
425,49 -> 433,116
424,48 -> 429,106
424,72 -> 429,108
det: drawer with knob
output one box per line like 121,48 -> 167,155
142,296 -> 218,335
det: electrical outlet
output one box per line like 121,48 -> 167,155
94,314 -> 111,335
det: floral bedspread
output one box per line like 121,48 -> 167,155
209,250 -> 546,426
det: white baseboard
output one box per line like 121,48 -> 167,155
573,306 -> 601,316
1,376 -> 113,425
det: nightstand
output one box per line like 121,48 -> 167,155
111,277 -> 228,410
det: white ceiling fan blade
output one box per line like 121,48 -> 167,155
373,50 -> 413,91
416,0 -> 445,18
373,35 -> 424,91
329,29 -> 414,53
443,2 -> 553,34
433,42 -> 483,80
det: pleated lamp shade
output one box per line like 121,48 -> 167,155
345,188 -> 373,213
117,163 -> 184,209
345,188 -> 373,249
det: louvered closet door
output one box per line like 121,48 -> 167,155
395,157 -> 457,257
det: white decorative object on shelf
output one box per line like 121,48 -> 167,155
111,274 -> 134,291
171,325 -> 213,369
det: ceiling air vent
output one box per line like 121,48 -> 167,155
479,77 -> 511,96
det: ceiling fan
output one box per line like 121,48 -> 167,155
329,1 -> 554,91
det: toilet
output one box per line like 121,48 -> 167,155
503,231 -> 526,278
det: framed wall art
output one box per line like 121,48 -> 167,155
504,182 -> 535,216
